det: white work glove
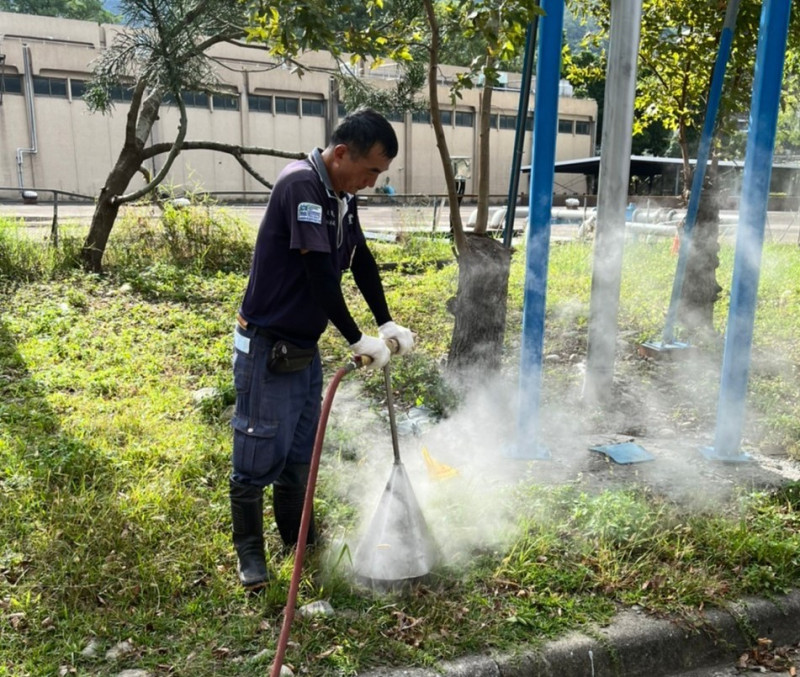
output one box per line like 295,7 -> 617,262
379,321 -> 414,356
349,334 -> 391,369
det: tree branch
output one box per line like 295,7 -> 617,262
423,0 -> 467,256
231,152 -> 274,189
114,94 -> 189,205
176,0 -> 215,35
141,141 -> 306,162
124,80 -> 148,143
197,30 -> 247,53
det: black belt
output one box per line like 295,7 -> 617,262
236,313 -> 274,337
236,313 -> 314,348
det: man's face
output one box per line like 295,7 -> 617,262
331,143 -> 392,194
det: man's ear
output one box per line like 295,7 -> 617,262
332,144 -> 349,161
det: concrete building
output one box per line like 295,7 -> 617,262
0,11 -> 597,201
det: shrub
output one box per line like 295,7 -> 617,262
0,218 -> 81,280
106,198 -> 254,273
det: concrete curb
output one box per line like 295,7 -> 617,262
359,590 -> 800,676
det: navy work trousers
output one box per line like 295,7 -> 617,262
230,324 -> 322,487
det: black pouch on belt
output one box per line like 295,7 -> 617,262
268,340 -> 316,373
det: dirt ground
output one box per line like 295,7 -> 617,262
326,332 -> 800,559
6,198 -> 799,508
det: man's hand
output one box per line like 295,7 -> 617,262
379,321 -> 414,355
350,334 -> 391,369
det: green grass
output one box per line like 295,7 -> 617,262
2,214 -> 800,675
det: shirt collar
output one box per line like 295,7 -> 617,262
309,148 -> 353,204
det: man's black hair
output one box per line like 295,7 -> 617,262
331,107 -> 399,159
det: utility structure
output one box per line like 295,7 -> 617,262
508,0 -> 563,459
655,0 -> 742,351
707,0 -> 793,461
510,0 -> 642,459
582,0 -> 643,406
513,0 -> 794,464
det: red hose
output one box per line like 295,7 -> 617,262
269,358 -> 360,677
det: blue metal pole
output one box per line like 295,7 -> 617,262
503,20 -> 538,248
509,0 -> 563,459
705,0 -> 792,462
661,0 -> 741,346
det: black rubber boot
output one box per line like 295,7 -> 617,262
273,464 -> 316,547
229,479 -> 269,591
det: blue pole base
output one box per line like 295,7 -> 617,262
503,442 -> 552,460
700,446 -> 755,464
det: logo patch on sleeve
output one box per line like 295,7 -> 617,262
297,202 -> 323,225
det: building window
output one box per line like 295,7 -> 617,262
302,99 -> 325,117
384,109 -> 404,122
213,93 -> 240,111
575,120 -> 591,135
499,114 -> 516,130
185,91 -> 209,108
525,113 -> 534,131
1,74 -> 24,95
558,118 -> 574,134
338,102 -> 347,118
70,79 -> 87,99
110,84 -> 134,102
412,110 -> 430,124
248,94 -> 272,113
489,113 -> 498,129
162,90 -> 207,107
275,96 -> 299,115
69,78 -> 129,103
440,110 -> 452,126
455,110 -> 474,127
33,76 -> 67,98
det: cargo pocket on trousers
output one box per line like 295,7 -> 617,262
231,417 -> 281,482
232,346 -> 254,394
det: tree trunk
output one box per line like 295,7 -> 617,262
80,84 -> 160,272
447,234 -> 512,377
678,163 -> 722,336
80,149 -> 145,272
472,65 -> 494,235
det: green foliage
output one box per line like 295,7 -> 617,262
0,218 -> 82,280
436,0 -> 544,100
106,201 -> 254,275
0,0 -> 115,21
776,51 -> 800,157
338,61 -> 429,118
566,0 -> 800,181
86,0 -> 238,114
3,220 -> 800,674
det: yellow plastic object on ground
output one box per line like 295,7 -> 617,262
422,446 -> 459,481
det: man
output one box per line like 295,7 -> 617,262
230,108 -> 414,591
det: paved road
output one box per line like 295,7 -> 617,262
2,200 -> 800,244
0,200 -> 541,242
0,199 -> 525,229
668,664 -> 795,676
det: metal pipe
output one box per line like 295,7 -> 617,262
709,0 -> 792,461
510,0 -> 563,459
16,44 -> 38,192
661,0 -> 741,345
583,0 -> 642,404
502,18 -> 538,248
383,364 -> 401,465
50,190 -> 59,247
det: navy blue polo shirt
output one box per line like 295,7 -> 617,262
239,149 -> 366,346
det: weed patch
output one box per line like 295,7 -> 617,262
1,224 -> 800,675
